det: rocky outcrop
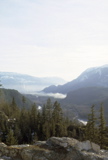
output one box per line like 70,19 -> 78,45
0,137 -> 108,160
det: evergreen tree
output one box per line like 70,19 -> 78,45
11,97 -> 17,110
19,107 -> 31,143
85,105 -> 97,142
6,129 -> 18,145
45,98 -> 52,121
0,111 -> 8,142
52,101 -> 64,137
10,97 -> 19,118
29,103 -> 38,141
22,96 -> 26,107
98,103 -> 106,148
37,111 -> 43,140
42,99 -> 52,139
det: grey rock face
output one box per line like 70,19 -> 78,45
0,137 -> 107,160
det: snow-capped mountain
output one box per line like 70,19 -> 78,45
77,65 -> 108,86
0,72 -> 66,93
43,64 -> 108,94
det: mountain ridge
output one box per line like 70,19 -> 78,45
0,72 -> 66,93
0,88 -> 32,108
43,65 -> 108,94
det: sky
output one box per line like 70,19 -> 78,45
0,0 -> 108,81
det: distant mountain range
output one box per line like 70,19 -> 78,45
1,65 -> 108,123
0,72 -> 66,93
42,65 -> 108,123
43,64 -> 108,94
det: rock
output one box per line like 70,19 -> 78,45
0,143 -> 7,148
0,137 -> 107,160
0,152 -> 2,157
46,137 -> 78,148
81,151 -> 108,160
8,147 -> 20,159
91,142 -> 100,153
0,143 -> 8,157
20,148 -> 34,160
75,140 -> 91,151
0,156 -> 12,160
75,140 -> 100,153
46,137 -> 100,153
34,141 -> 46,147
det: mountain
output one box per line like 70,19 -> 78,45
0,72 -> 66,93
60,86 -> 108,121
41,64 -> 108,123
43,64 -> 108,94
63,87 -> 108,105
0,88 -> 32,108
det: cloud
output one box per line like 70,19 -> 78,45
35,92 -> 67,99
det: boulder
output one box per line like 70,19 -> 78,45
0,137 -> 107,160
76,140 -> 91,151
46,137 -> 100,153
91,142 -> 100,153
46,137 -> 78,148
75,140 -> 100,153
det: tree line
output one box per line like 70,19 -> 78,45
85,103 -> 108,149
0,96 -> 108,149
0,97 -> 74,145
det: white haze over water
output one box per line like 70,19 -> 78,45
0,0 -> 108,81
35,92 -> 67,99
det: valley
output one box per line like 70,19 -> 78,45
1,65 -> 108,123
0,64 -> 108,149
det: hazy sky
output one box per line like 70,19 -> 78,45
0,0 -> 108,81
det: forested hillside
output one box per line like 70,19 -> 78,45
0,98 -> 79,145
0,94 -> 108,149
60,87 -> 108,123
0,88 -> 32,108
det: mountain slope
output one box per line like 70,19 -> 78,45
43,65 -> 108,94
0,72 -> 66,93
62,87 -> 108,105
0,88 -> 32,108
59,86 -> 108,123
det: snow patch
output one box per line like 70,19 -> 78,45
80,75 -> 88,82
94,69 -> 101,76
1,76 -> 14,79
84,67 -> 96,73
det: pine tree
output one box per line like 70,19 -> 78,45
29,103 -> 38,141
19,108 -> 31,143
45,98 -> 52,121
10,97 -> 19,118
85,105 -> 97,142
0,111 -> 8,142
52,101 -> 64,137
6,129 -> 18,145
40,100 -> 51,140
98,103 -> 106,149
22,96 -> 26,107
11,97 -> 17,110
